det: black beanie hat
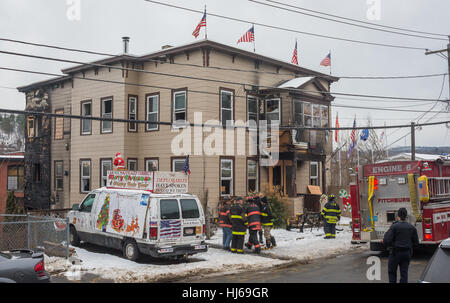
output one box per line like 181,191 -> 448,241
398,207 -> 407,220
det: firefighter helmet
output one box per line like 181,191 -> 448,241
328,194 -> 336,200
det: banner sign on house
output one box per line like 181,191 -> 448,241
106,170 -> 189,194
107,170 -> 154,191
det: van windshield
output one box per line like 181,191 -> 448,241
160,199 -> 180,219
180,199 -> 200,218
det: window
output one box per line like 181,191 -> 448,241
128,159 -> 137,171
160,199 -> 180,219
34,164 -> 41,183
180,199 -> 200,218
7,165 -> 24,191
80,160 -> 91,193
173,90 -> 186,124
101,98 -> 113,133
100,159 -> 112,187
55,161 -> 63,191
54,109 -> 64,140
27,116 -> 37,138
266,98 -> 280,124
312,104 -> 321,127
321,105 -> 329,127
146,159 -> 159,171
310,161 -> 319,186
81,101 -> 92,135
247,95 -> 258,126
221,89 -> 233,127
303,102 -> 312,127
128,96 -> 137,132
146,94 -> 159,131
172,159 -> 185,172
247,159 -> 258,193
220,158 -> 233,196
293,99 -> 303,126
79,194 -> 96,213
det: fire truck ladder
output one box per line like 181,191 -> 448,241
428,177 -> 450,199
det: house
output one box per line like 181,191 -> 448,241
0,152 -> 24,213
17,38 -> 339,215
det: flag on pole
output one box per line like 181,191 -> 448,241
291,40 -> 298,65
347,117 -> 357,158
360,128 -> 369,141
184,155 -> 191,175
192,9 -> 207,38
320,52 -> 331,66
237,25 -> 255,44
335,113 -> 339,143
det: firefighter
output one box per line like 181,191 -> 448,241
256,192 -> 265,244
383,207 -> 419,283
218,197 -> 232,251
230,197 -> 247,254
244,196 -> 262,254
320,194 -> 341,239
260,196 -> 276,249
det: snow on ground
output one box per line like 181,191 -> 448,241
45,216 -> 367,282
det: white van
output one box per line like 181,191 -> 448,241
67,187 -> 208,261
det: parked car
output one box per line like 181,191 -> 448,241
0,249 -> 50,283
419,237 -> 450,282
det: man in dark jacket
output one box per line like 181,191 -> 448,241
383,207 -> 419,283
218,198 -> 232,251
320,194 -> 341,239
230,197 -> 247,254
244,197 -> 262,254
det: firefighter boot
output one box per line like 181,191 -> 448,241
245,242 -> 252,250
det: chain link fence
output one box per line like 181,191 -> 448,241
0,214 -> 70,258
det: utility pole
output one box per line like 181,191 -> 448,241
411,122 -> 416,160
425,37 -> 450,99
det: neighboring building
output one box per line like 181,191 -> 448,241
18,38 -> 339,215
0,152 -> 24,213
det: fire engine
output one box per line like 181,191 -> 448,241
349,157 -> 450,251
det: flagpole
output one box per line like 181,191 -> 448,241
253,24 -> 256,53
204,5 -> 207,40
329,49 -> 332,75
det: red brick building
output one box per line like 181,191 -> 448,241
0,152 -> 24,213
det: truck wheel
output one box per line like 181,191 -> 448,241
69,225 -> 81,247
123,239 -> 140,261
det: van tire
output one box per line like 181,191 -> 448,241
122,239 -> 140,261
69,225 -> 81,247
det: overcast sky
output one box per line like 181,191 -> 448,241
0,0 -> 449,149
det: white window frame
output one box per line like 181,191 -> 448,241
293,99 -> 303,126
101,159 -> 112,187
81,101 -> 92,135
128,96 -> 137,132
247,159 -> 258,193
220,159 -> 233,196
173,91 -> 187,127
265,98 -> 281,125
220,90 -> 234,127
172,159 -> 185,172
146,159 -> 159,172
55,161 -> 63,191
128,159 -> 137,171
146,95 -> 159,131
247,95 -> 258,127
320,105 -> 329,127
80,160 -> 91,193
101,98 -> 113,133
303,102 -> 312,127
310,161 -> 319,186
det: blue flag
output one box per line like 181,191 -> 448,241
360,129 -> 369,141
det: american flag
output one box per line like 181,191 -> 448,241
291,41 -> 298,65
347,118 -> 357,158
192,9 -> 206,38
160,220 -> 181,239
184,155 -> 191,175
320,52 -> 331,66
237,25 -> 255,44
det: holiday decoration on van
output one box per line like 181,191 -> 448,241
96,194 -> 110,232
111,209 -> 125,233
113,152 -> 125,171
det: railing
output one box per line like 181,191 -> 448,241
428,177 -> 450,199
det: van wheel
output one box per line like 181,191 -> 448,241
69,225 -> 81,246
123,239 -> 140,261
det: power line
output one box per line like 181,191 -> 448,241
143,0 -> 429,51
259,0 -> 448,37
249,0 -> 448,41
1,37 -> 446,80
331,104 -> 445,113
2,51 -> 450,103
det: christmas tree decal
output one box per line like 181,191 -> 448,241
96,194 -> 110,232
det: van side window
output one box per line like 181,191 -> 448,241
180,199 -> 200,219
79,194 -> 96,213
160,199 -> 180,219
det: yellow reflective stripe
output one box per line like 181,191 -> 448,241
231,248 -> 236,251
237,249 -> 243,252
262,222 -> 273,226
261,213 -> 268,216
323,208 -> 340,213
232,231 -> 246,235
231,215 -> 243,219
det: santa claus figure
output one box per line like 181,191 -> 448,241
113,152 -> 125,171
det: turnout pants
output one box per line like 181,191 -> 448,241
324,222 -> 336,238
388,249 -> 411,283
231,234 -> 245,253
247,230 -> 261,251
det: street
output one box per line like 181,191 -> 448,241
183,249 -> 435,283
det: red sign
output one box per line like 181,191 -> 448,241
363,161 -> 419,177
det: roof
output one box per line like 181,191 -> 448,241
277,77 -> 315,88
17,39 -> 339,92
0,155 -> 24,160
388,153 -> 450,161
